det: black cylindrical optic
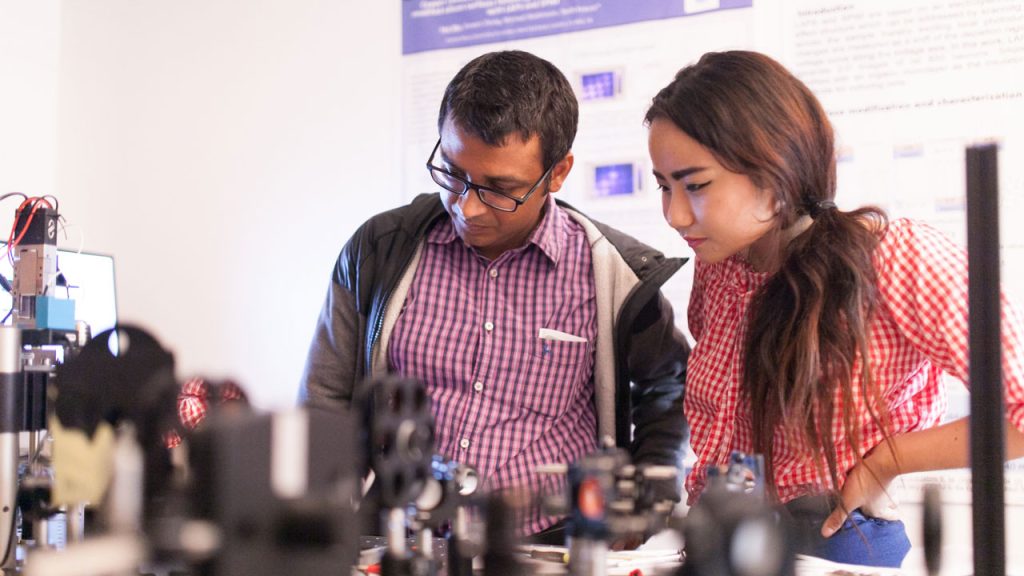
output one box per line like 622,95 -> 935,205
966,143 -> 1004,576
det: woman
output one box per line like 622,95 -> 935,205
645,50 -> 1024,566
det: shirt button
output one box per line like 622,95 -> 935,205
459,438 -> 470,450
473,381 -> 484,392
489,269 -> 498,278
484,321 -> 494,332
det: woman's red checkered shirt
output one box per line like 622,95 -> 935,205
684,218 -> 1024,504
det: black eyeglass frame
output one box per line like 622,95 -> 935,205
425,139 -> 556,213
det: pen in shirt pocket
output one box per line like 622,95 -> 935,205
538,328 -> 588,343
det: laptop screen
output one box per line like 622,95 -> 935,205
0,247 -> 117,335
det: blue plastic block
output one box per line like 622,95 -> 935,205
36,296 -> 76,331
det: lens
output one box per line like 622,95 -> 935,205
478,189 -> 517,211
429,168 -> 464,194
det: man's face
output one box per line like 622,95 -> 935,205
436,119 -> 573,260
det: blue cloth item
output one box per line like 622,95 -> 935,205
783,495 -> 911,568
812,509 -> 911,567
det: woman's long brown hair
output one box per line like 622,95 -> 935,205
645,51 -> 891,500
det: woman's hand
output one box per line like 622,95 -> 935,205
821,446 -> 900,537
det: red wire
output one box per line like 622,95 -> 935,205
6,197 -> 54,265
12,200 -> 52,246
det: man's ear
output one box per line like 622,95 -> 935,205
546,151 -> 574,193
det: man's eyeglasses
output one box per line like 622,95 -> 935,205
426,139 -> 555,213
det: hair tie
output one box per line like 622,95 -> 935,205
807,199 -> 837,218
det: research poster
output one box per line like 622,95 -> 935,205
401,0 -> 1022,305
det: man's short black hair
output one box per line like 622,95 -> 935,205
437,50 -> 578,169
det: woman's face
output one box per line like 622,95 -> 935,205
648,117 -> 778,268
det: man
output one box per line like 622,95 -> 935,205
299,50 -> 689,543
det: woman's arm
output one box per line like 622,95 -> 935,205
822,221 -> 1024,536
821,417 -> 1024,537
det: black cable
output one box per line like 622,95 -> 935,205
0,192 -> 27,204
56,272 -> 72,299
42,194 -> 59,213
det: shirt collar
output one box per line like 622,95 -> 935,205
525,194 -> 564,265
721,254 -> 771,294
429,194 -> 566,265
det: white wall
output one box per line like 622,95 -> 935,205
54,0 -> 402,408
0,1 -> 61,199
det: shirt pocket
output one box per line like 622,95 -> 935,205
513,335 -> 593,418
